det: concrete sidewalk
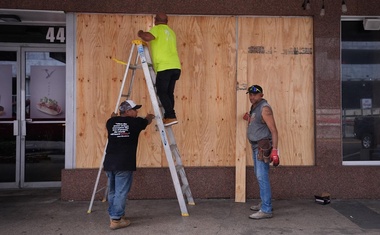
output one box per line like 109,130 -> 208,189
0,188 -> 379,235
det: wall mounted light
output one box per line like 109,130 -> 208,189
342,0 -> 348,13
302,0 -> 309,10
320,0 -> 325,17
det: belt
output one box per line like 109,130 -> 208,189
250,139 -> 271,145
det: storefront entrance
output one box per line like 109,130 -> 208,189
0,46 -> 66,188
0,10 -> 66,188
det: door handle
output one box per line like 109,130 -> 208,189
22,120 -> 26,136
13,120 -> 18,136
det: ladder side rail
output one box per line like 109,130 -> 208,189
137,43 -> 189,216
114,43 -> 136,111
88,43 -> 136,213
142,44 -> 167,123
87,139 -> 108,213
170,142 -> 195,205
124,52 -> 140,99
143,44 -> 156,85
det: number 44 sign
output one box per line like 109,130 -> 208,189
46,27 -> 65,43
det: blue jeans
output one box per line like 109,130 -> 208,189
251,146 -> 272,213
106,171 -> 134,220
156,69 -> 181,119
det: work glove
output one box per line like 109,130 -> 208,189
243,112 -> 249,121
270,148 -> 280,167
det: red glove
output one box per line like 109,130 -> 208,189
270,148 -> 280,167
243,112 -> 249,121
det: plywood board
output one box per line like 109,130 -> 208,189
76,14 -> 161,168
75,14 -> 314,172
235,49 -> 249,202
167,16 -> 237,167
76,14 -> 237,168
239,17 -> 314,166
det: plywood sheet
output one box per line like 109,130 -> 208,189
75,14 -> 314,170
166,16 -> 237,167
76,14 -> 161,168
235,49 -> 249,202
238,17 -> 314,166
76,14 -> 237,168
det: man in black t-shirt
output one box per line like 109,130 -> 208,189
104,100 -> 154,230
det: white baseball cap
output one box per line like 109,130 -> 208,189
119,100 -> 142,112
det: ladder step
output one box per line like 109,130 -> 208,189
175,164 -> 183,172
181,184 -> 189,194
129,64 -> 141,70
129,63 -> 153,70
170,143 -> 176,150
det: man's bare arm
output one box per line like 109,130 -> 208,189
262,106 -> 278,149
138,30 -> 155,42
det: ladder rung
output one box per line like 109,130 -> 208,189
175,164 -> 183,172
181,184 -> 189,194
129,64 -> 153,70
170,144 -> 177,150
129,64 -> 140,70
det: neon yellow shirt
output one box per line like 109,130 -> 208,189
149,24 -> 181,72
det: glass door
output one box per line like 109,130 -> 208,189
0,48 -> 19,188
0,46 -> 66,188
22,48 -> 66,187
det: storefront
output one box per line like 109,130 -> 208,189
0,10 -> 66,188
0,1 -> 379,200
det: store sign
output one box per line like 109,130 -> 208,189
0,25 -> 66,44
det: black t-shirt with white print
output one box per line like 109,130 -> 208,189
103,116 -> 148,171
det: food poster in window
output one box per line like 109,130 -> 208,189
29,66 -> 65,119
0,65 -> 13,119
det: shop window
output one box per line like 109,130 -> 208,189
341,18 -> 380,165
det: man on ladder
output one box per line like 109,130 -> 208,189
138,12 -> 181,127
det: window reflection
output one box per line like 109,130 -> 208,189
342,20 -> 380,162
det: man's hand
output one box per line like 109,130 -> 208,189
111,112 -> 118,117
145,114 -> 155,124
270,148 -> 280,167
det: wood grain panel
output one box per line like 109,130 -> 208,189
170,16 -> 237,167
239,17 -> 314,166
76,14 -> 237,168
76,14 -> 162,168
235,48 -> 249,202
76,14 -> 313,170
